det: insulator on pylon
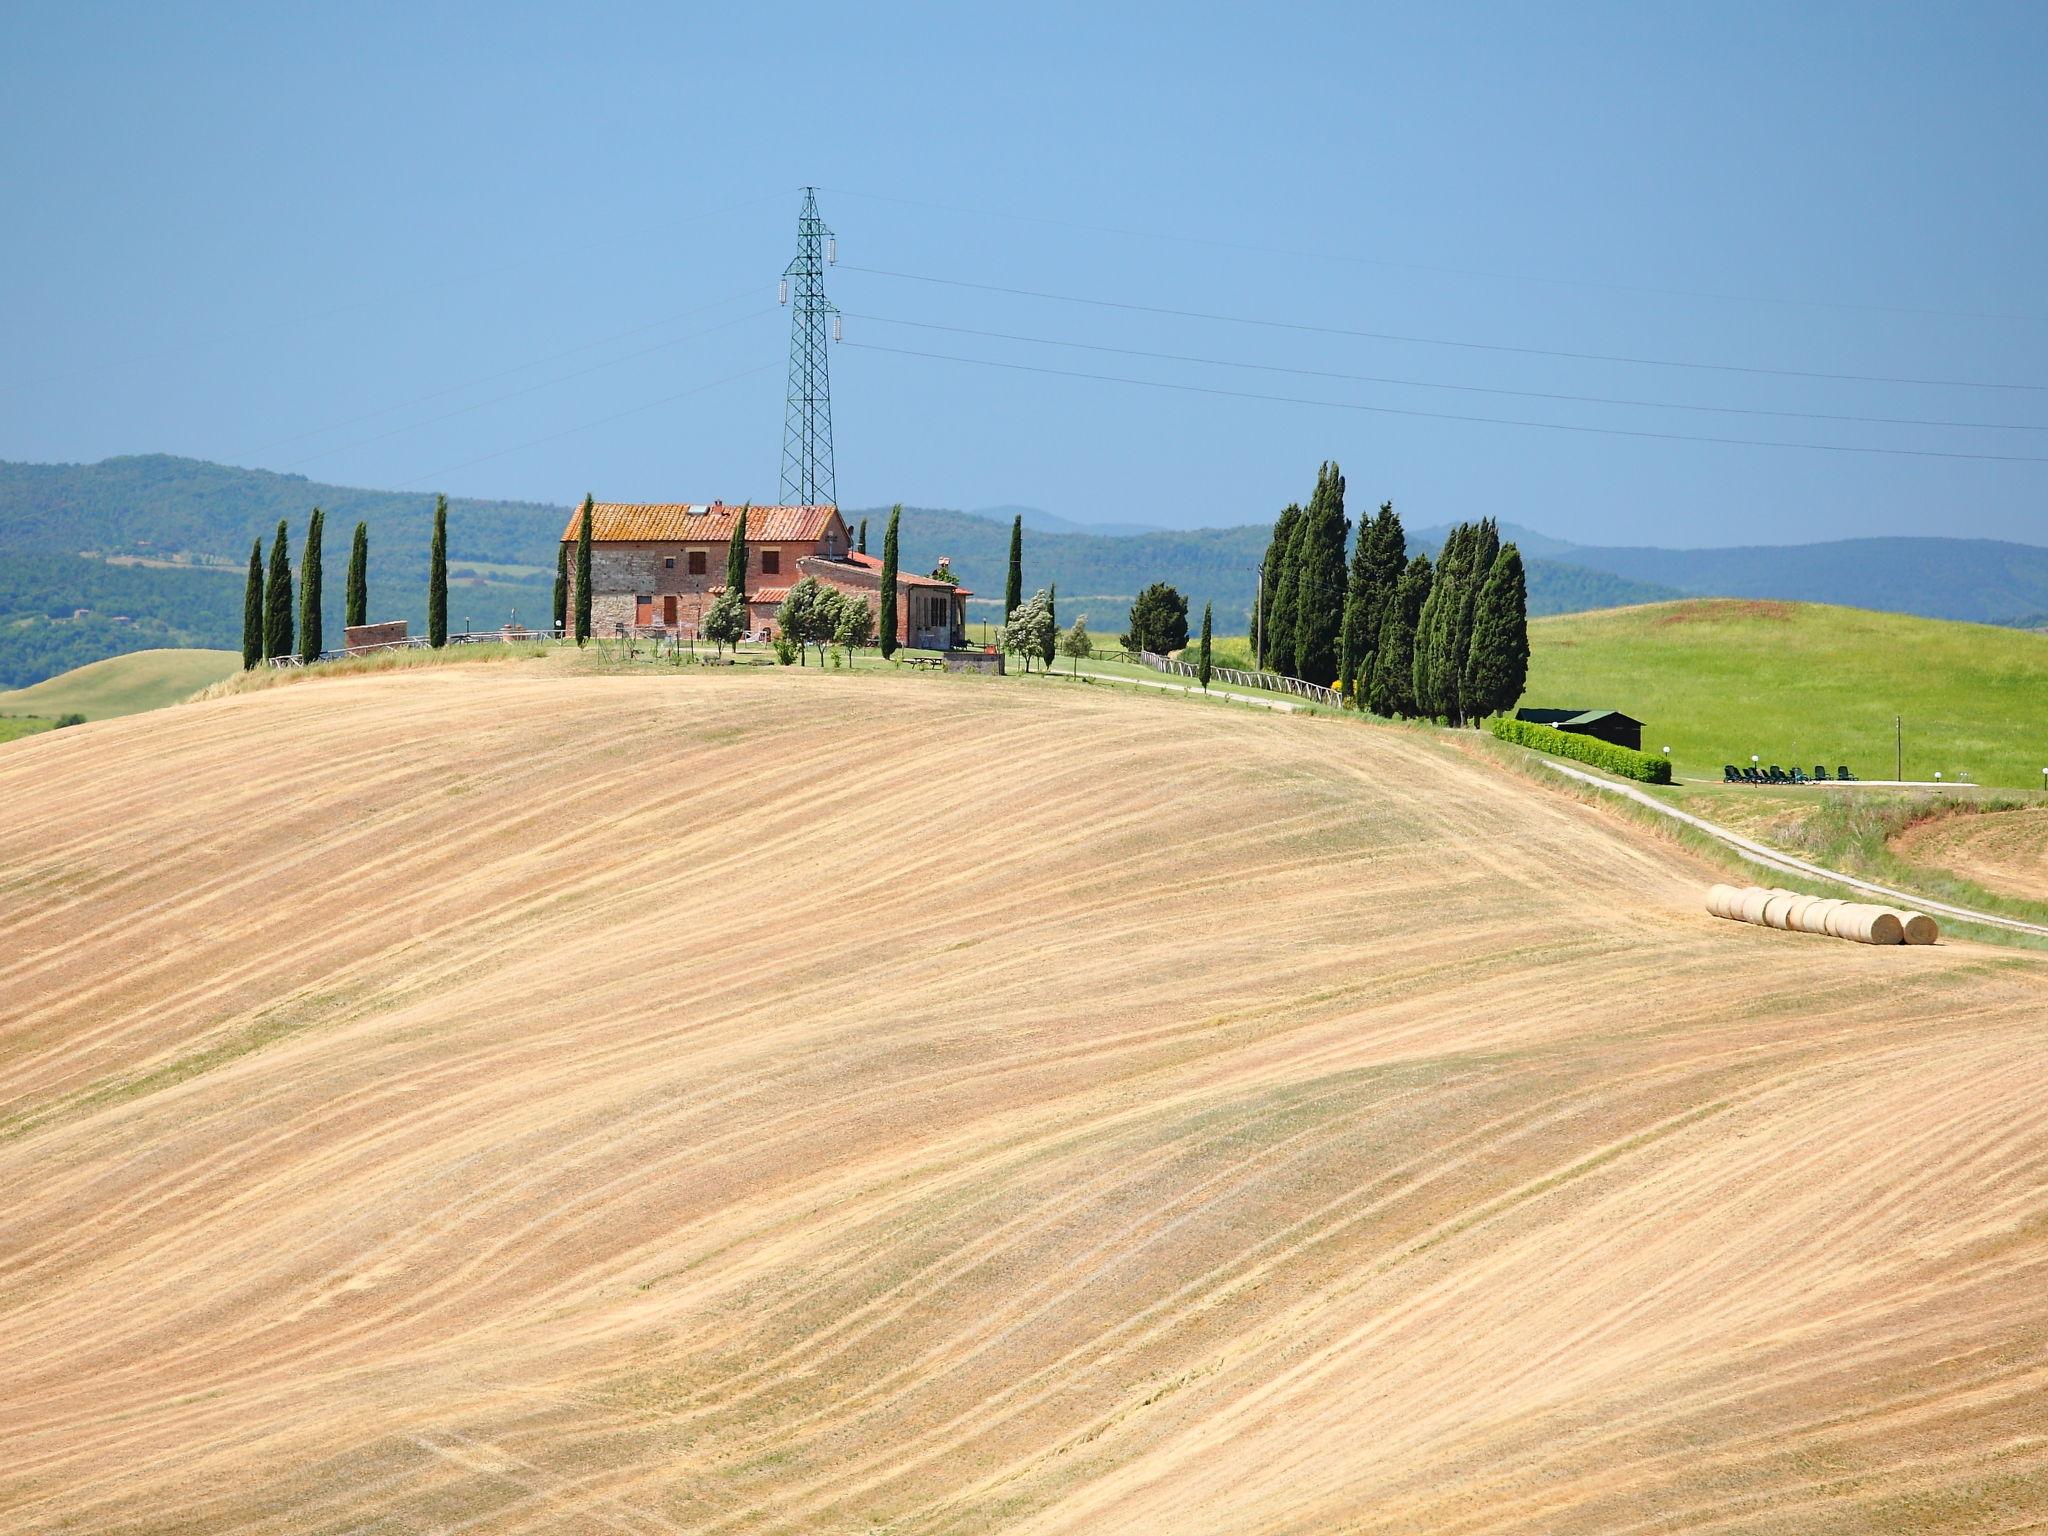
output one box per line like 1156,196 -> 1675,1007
827,237 -> 837,264
778,278 -> 789,305
833,315 -> 843,342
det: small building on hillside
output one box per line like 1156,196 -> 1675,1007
1515,707 -> 1646,753
560,501 -> 972,649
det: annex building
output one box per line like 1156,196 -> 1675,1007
560,502 -> 972,649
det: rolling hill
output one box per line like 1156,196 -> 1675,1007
4,661 -> 2047,1531
0,647 -> 240,721
1525,599 -> 2048,787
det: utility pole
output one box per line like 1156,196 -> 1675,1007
1896,713 -> 1903,782
779,188 -> 839,507
1254,561 -> 1264,671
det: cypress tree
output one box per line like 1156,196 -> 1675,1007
1259,503 -> 1302,674
1198,602 -> 1213,692
1370,553 -> 1432,718
1451,517 -> 1500,724
1004,514 -> 1023,634
1463,543 -> 1530,721
346,520 -> 369,629
263,519 -> 293,662
574,493 -> 595,645
878,504 -> 901,658
552,539 -> 568,635
428,495 -> 449,648
241,538 -> 263,670
1287,461 -> 1348,689
725,504 -> 749,608
1041,585 -> 1058,668
1340,501 -> 1405,701
1412,523 -> 1468,721
858,517 -> 867,554
298,507 -> 324,665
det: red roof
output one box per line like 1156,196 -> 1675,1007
560,502 -> 839,543
821,550 -> 973,594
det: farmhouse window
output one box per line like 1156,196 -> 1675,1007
664,556 -> 676,570
762,550 -> 781,575
688,550 -> 706,575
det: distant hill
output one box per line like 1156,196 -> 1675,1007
0,647 -> 240,721
966,504 -> 1165,538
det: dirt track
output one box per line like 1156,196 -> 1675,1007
1894,806 -> 2048,905
4,664 -> 2047,1533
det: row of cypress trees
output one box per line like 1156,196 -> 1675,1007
239,498 -> 443,668
1256,465 -> 1529,723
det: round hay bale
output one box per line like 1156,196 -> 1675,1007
1895,910 -> 1939,945
1825,902 -> 1868,940
1740,888 -> 1775,925
1797,899 -> 1845,935
1706,884 -> 1742,920
1761,893 -> 1800,929
1780,895 -> 1823,931
1832,905 -> 1904,944
1868,909 -> 1906,944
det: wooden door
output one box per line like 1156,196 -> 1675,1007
635,596 -> 653,627
663,594 -> 678,627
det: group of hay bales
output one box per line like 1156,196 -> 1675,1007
1707,884 -> 1938,945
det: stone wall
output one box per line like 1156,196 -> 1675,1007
343,620 -> 409,653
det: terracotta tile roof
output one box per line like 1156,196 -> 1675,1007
710,585 -> 791,604
799,553 -> 973,596
560,502 -> 839,543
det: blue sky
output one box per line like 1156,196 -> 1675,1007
2,0 -> 2044,544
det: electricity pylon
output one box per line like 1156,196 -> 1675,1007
780,187 -> 838,507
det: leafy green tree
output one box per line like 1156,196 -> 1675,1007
298,507 -> 325,664
701,587 -> 745,656
1004,589 -> 1054,673
725,504 -> 749,608
1287,461 -> 1348,688
1260,503 -> 1302,674
775,577 -> 842,665
833,590 -> 876,655
1340,500 -> 1405,700
1004,514 -> 1023,634
428,495 -> 448,648
1369,553 -> 1431,718
1059,616 -> 1092,675
1041,584 -> 1058,668
241,538 -> 263,669
1198,602 -> 1213,692
878,504 -> 901,659
574,494 -> 594,645
1462,543 -> 1530,720
551,539 -> 567,636
1122,582 -> 1190,654
347,520 -> 369,629
263,519 -> 293,662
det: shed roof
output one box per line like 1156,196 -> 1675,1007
1517,707 -> 1645,728
560,502 -> 839,543
807,551 -> 973,595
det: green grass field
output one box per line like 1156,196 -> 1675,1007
1526,600 -> 2048,789
0,647 -> 241,720
0,715 -> 56,744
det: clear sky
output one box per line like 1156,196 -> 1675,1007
3,0 -> 2045,545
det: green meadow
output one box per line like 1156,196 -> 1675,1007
0,647 -> 241,721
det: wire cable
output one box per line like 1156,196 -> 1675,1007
821,186 -> 2047,326
841,339 -> 2048,463
839,264 -> 2048,393
846,312 -> 2045,433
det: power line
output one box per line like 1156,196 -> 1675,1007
393,362 -> 778,489
841,340 -> 2048,463
231,285 -> 763,458
5,190 -> 788,394
270,308 -> 774,470
839,264 -> 2048,394
847,312 -> 2045,434
820,186 -> 2048,325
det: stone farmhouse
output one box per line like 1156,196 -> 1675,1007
560,502 -> 974,649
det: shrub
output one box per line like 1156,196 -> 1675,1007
54,712 -> 86,728
1490,715 -> 1671,784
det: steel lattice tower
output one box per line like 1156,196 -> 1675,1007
779,187 -> 838,507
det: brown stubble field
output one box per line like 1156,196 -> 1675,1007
2,662 -> 2046,1533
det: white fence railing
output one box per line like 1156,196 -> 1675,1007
1135,651 -> 1342,708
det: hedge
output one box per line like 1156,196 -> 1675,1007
1490,715 -> 1672,784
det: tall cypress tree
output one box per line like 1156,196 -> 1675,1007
1004,514 -> 1023,631
298,507 -> 324,665
1451,517 -> 1500,724
1198,601 -> 1213,692
878,504 -> 901,658
858,517 -> 867,555
574,493 -> 595,645
346,520 -> 369,629
724,504 -> 749,608
552,540 -> 568,635
1287,461 -> 1348,689
1370,553 -> 1432,718
1041,584 -> 1058,668
1339,500 -> 1405,701
241,538 -> 264,670
1412,523 -> 1468,721
1259,503 -> 1302,674
263,519 -> 293,662
1463,543 -> 1530,722
428,495 -> 449,648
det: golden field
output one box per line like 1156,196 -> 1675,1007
3,662 -> 2046,1533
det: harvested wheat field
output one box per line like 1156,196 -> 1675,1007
5,662 -> 2048,1534
1894,806 -> 2048,906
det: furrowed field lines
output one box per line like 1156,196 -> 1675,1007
3,665 -> 2047,1533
